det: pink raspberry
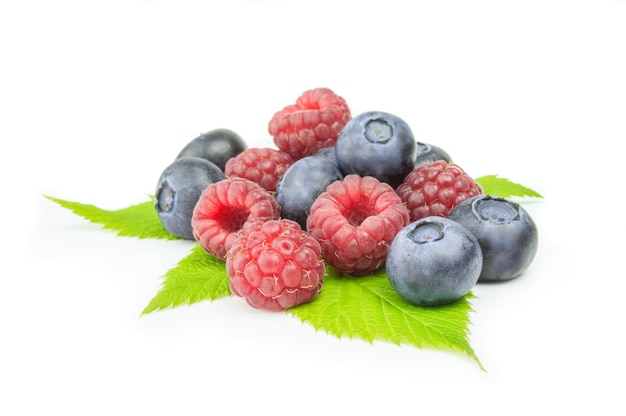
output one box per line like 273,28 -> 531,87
396,160 -> 483,222
191,178 -> 280,260
268,88 -> 352,160
306,174 -> 410,276
224,147 -> 294,192
226,219 -> 325,311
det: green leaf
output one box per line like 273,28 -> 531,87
287,267 -> 483,370
47,194 -> 493,368
475,175 -> 543,199
142,244 -> 231,315
44,195 -> 176,240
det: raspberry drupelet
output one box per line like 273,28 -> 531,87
396,160 -> 483,222
191,178 -> 280,260
226,219 -> 325,311
268,88 -> 352,160
224,147 -> 293,193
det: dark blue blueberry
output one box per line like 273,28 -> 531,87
155,157 -> 225,239
414,141 -> 452,168
176,128 -> 247,171
311,145 -> 339,165
386,216 -> 483,306
448,195 -> 538,282
335,111 -> 417,188
275,154 -> 344,229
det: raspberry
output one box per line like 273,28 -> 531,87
224,147 -> 294,192
268,88 -> 352,160
396,160 -> 483,222
226,219 -> 325,311
191,178 -> 280,260
306,174 -> 410,276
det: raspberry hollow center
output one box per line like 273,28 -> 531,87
345,202 -> 374,227
221,207 -> 250,233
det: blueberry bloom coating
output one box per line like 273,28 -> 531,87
335,111 -> 417,188
414,141 -> 452,168
155,157 -> 225,239
275,153 -> 344,229
176,128 -> 247,171
311,145 -> 339,165
386,217 -> 482,306
448,195 -> 538,281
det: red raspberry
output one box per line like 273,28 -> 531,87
268,88 -> 352,160
191,178 -> 280,260
224,147 -> 294,192
306,174 -> 410,276
396,160 -> 483,222
226,219 -> 325,311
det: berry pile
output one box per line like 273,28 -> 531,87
154,87 -> 538,310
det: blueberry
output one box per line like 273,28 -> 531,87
335,111 -> 417,188
155,157 -> 225,239
176,128 -> 247,171
311,145 -> 339,165
275,153 -> 344,229
386,217 -> 483,306
414,141 -> 452,168
448,195 -> 538,282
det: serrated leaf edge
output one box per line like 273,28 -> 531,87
141,245 -> 232,315
287,274 -> 484,370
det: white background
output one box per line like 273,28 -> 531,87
2,0 -> 625,414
